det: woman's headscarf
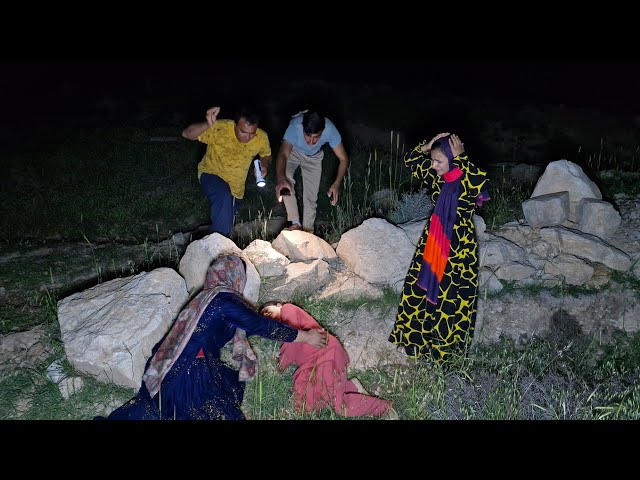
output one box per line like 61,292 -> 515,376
416,136 -> 464,304
143,255 -> 256,398
204,254 -> 246,292
434,136 -> 455,170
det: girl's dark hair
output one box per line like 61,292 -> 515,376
259,300 -> 282,312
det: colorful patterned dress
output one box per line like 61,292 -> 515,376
388,142 -> 490,365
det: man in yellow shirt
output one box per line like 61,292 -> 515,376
182,106 -> 272,237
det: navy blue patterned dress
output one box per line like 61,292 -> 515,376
106,292 -> 297,420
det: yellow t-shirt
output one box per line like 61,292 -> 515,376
196,119 -> 271,198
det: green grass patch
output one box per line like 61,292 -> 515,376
0,126 -> 208,243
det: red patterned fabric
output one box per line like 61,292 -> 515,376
278,304 -> 392,417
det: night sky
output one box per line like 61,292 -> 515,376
2,59 -> 638,134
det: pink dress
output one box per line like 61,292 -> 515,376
278,304 -> 392,417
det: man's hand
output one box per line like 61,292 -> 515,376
327,184 -> 340,206
274,141 -> 294,201
206,107 -> 220,127
275,180 -> 294,203
259,155 -> 272,178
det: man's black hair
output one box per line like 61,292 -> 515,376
302,110 -> 325,135
234,107 -> 261,126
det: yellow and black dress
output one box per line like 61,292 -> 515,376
388,141 -> 490,365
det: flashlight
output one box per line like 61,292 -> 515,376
254,159 -> 266,188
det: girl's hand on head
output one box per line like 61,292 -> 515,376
449,134 -> 464,157
422,132 -> 451,152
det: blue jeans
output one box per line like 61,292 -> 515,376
200,173 -> 242,237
